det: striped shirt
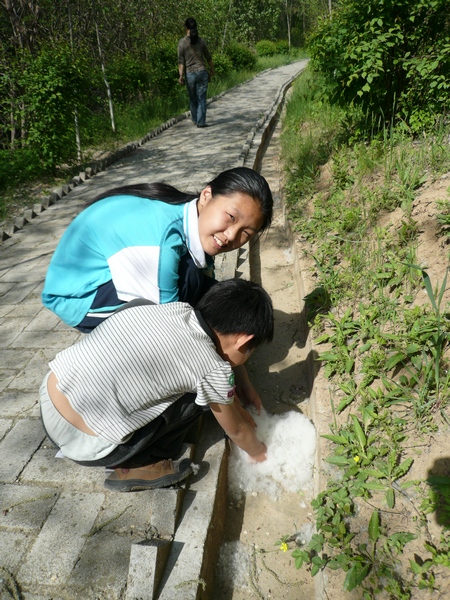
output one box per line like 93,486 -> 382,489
49,302 -> 235,444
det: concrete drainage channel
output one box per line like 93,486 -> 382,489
126,416 -> 229,599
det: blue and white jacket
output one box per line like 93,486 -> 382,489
42,196 -> 208,327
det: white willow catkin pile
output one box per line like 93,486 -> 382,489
228,408 -> 316,500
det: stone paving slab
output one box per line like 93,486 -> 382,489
157,416 -> 228,600
0,61 -> 308,599
1,485 -> 58,531
0,420 -> 46,482
18,492 -> 105,589
126,539 -> 172,600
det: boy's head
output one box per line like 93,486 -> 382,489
196,279 -> 274,365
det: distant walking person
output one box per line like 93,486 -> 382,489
178,17 -> 214,128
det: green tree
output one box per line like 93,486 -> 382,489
17,46 -> 88,170
230,0 -> 281,44
308,0 -> 450,128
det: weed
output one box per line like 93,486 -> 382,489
281,68 -> 450,596
409,532 -> 450,591
398,218 -> 419,246
303,286 -> 332,322
436,196 -> 450,244
421,477 -> 450,527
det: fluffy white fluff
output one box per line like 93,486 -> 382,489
215,541 -> 251,592
228,408 -> 316,500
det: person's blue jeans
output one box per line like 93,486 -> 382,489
186,70 -> 209,126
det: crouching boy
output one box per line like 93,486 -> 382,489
39,279 -> 274,492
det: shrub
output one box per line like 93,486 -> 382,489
276,40 -> 290,55
0,148 -> 42,192
148,41 -> 179,97
256,40 -> 277,57
308,0 -> 450,129
211,52 -> 233,79
106,55 -> 151,103
16,46 -> 88,171
224,43 -> 257,71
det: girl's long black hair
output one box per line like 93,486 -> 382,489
88,183 -> 196,206
185,17 -> 199,44
87,166 -> 273,232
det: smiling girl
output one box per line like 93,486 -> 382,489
42,167 -> 273,333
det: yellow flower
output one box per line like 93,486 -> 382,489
353,455 -> 360,463
279,542 -> 288,552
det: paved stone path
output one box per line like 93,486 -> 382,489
0,60 -> 307,600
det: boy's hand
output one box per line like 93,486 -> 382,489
249,443 -> 267,463
239,384 -> 262,413
210,402 -> 265,461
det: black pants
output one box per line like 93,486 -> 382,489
72,393 -> 209,469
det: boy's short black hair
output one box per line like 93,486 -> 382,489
196,279 -> 274,348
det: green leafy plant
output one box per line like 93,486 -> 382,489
281,67 -> 450,596
15,46 -> 89,171
436,197 -> 450,241
409,533 -> 450,591
421,477 -> 450,528
255,40 -> 277,57
211,52 -> 233,79
275,40 -> 290,55
224,43 -> 257,71
308,0 -> 450,129
292,481 -> 417,596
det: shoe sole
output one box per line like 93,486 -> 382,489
104,459 -> 193,492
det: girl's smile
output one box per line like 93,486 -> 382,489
197,187 -> 264,256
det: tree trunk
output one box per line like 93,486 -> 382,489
67,0 -> 82,162
95,19 -> 116,133
3,0 -> 40,53
10,104 -> 16,149
222,0 -> 234,51
285,0 -> 291,51
303,0 -> 306,36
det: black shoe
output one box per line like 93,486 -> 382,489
197,123 -> 209,128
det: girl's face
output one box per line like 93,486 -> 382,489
197,187 -> 264,256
